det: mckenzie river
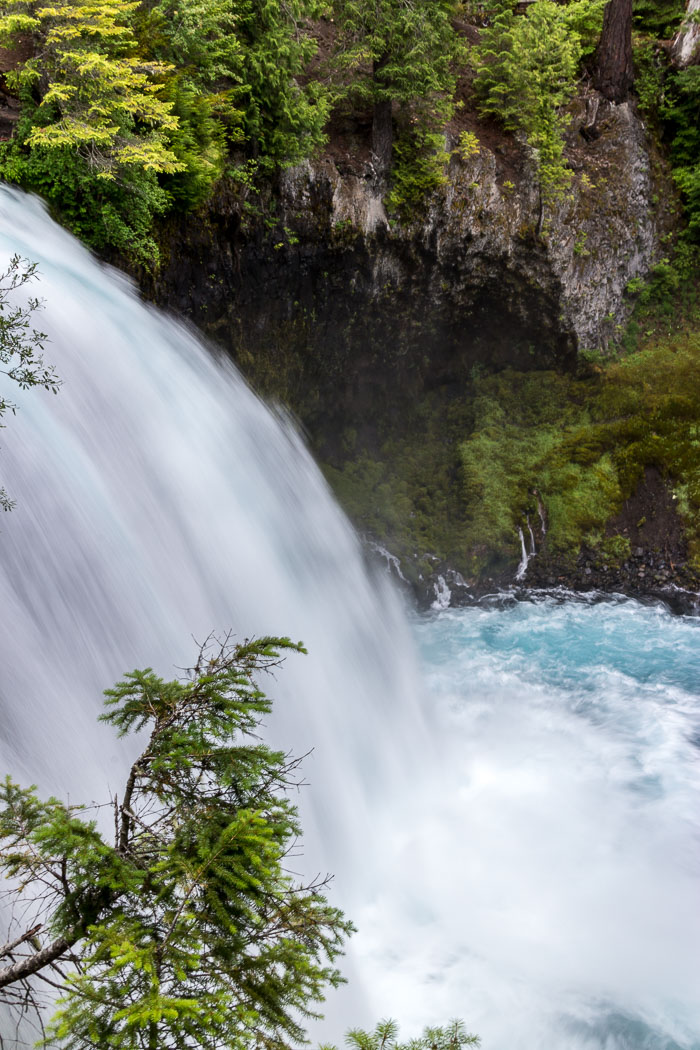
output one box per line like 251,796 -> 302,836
1,186 -> 699,1050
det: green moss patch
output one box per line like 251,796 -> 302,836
325,312 -> 700,581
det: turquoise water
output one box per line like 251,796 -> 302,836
352,596 -> 700,1050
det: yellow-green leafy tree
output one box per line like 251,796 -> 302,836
0,0 -> 183,177
0,0 -> 184,264
474,0 -> 605,209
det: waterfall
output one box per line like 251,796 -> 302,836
515,526 -> 530,580
0,186 -> 426,1034
2,187 -> 699,1050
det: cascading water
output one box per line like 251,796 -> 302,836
0,185 -> 426,1035
1,187 -> 699,1050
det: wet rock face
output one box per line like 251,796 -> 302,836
509,467 -> 700,610
405,491 -> 700,617
146,91 -> 665,447
553,96 -> 664,350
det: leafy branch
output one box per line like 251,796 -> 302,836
0,255 -> 59,512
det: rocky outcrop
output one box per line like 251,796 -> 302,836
147,89 -> 668,451
138,89 -> 691,610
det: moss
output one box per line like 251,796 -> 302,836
457,371 -> 624,565
597,534 -> 632,564
324,302 -> 700,582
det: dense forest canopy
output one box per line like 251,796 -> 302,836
0,0 -> 697,265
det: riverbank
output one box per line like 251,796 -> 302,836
370,539 -> 700,617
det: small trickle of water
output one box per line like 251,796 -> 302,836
516,526 -> 531,580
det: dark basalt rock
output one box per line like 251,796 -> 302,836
140,94 -> 668,459
133,91 -> 680,606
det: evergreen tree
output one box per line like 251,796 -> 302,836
664,63 -> 700,241
328,0 -> 466,174
0,0 -> 182,177
0,635 -> 353,1049
231,0 -> 330,167
327,1017 -> 480,1050
0,0 -> 184,264
152,0 -> 330,170
632,0 -> 685,37
474,0 -> 605,203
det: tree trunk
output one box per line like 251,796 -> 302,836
594,0 -> 634,103
371,98 -> 393,175
371,53 -> 392,176
673,0 -> 700,68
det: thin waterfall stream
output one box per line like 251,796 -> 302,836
1,187 -> 699,1050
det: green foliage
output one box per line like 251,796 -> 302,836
158,77 -> 231,210
629,4 -> 700,251
632,0 -> 685,38
0,635 -> 354,1049
150,0 -> 244,86
560,0 -> 609,54
0,0 -> 182,177
331,1018 -> 479,1050
230,0 -> 330,167
329,0 -> 465,110
327,309 -> 700,578
329,0 -> 466,191
0,256 -> 59,512
138,0 -> 243,207
455,130 -> 481,161
458,371 -> 624,563
458,323 -> 700,569
664,64 -> 700,243
386,127 -> 451,216
0,133 -> 171,266
0,0 -> 328,261
632,39 -> 666,122
0,0 -> 182,264
474,0 -> 605,202
153,0 -> 329,170
597,533 -> 631,563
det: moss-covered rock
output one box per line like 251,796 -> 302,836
134,83 -> 692,607
326,312 -> 700,604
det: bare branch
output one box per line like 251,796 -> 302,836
0,924 -> 42,961
0,934 -> 74,990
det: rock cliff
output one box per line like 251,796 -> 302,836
146,90 -> 669,452
138,89 -> 698,609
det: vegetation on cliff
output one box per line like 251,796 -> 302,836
4,0 -> 688,262
2,0 -> 699,592
473,0 -> 606,202
328,1019 -> 480,1050
327,285 -> 700,593
1,0 -> 697,256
